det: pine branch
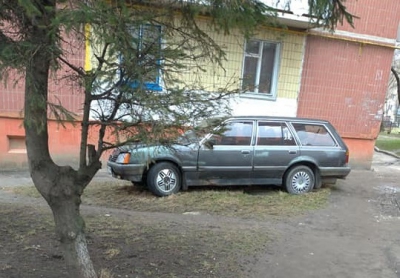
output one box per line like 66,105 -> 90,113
0,29 -> 15,48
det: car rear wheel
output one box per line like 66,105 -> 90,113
284,165 -> 314,194
147,162 -> 181,197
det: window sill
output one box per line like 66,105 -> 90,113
8,149 -> 27,154
129,82 -> 163,92
239,93 -> 277,101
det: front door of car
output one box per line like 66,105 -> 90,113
252,121 -> 300,183
197,120 -> 255,185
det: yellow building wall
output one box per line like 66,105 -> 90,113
85,17 -> 306,101
176,19 -> 306,100
272,31 -> 305,99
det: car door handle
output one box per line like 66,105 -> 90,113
241,150 -> 250,155
288,150 -> 297,154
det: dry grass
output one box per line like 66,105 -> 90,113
85,180 -> 330,219
9,179 -> 331,220
99,269 -> 114,278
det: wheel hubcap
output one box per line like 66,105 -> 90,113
156,169 -> 177,193
291,171 -> 311,193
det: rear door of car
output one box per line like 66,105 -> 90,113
290,122 -> 345,167
197,120 -> 255,184
252,121 -> 300,183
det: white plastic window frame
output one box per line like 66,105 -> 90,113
241,39 -> 281,100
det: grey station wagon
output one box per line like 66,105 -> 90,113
107,116 -> 351,197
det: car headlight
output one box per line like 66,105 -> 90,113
116,153 -> 131,164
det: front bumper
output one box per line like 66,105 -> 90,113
107,161 -> 146,182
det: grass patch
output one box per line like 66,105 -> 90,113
10,186 -> 41,198
376,133 -> 400,156
87,182 -> 331,219
8,180 -> 331,220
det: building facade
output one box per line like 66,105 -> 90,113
297,0 -> 400,168
0,0 -> 398,169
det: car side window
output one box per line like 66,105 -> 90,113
214,121 -> 253,146
257,122 -> 296,146
292,123 -> 336,146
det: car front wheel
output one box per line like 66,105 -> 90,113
147,162 -> 181,197
284,165 -> 314,194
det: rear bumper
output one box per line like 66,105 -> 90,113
107,161 -> 146,182
319,166 -> 351,179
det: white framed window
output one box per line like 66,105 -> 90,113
241,40 -> 281,99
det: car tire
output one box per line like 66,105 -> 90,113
284,165 -> 314,194
147,162 -> 181,197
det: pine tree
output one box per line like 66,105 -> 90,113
0,1 -> 355,277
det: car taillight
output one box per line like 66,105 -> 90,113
345,150 -> 349,164
116,153 -> 131,164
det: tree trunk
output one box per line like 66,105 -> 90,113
29,164 -> 98,277
23,1 -> 98,277
391,67 -> 400,105
29,165 -> 98,278
48,182 -> 97,278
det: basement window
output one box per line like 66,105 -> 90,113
8,136 -> 27,154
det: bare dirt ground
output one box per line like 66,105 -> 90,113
244,152 -> 400,278
2,151 -> 400,278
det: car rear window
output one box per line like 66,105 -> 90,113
292,123 -> 336,146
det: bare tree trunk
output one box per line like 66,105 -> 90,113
391,67 -> 400,104
29,165 -> 98,278
45,172 -> 97,278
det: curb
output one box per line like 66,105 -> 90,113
374,146 -> 400,159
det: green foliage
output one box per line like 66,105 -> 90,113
0,1 -> 61,71
308,0 -> 357,29
193,0 -> 278,37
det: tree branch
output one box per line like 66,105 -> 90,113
58,55 -> 86,75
